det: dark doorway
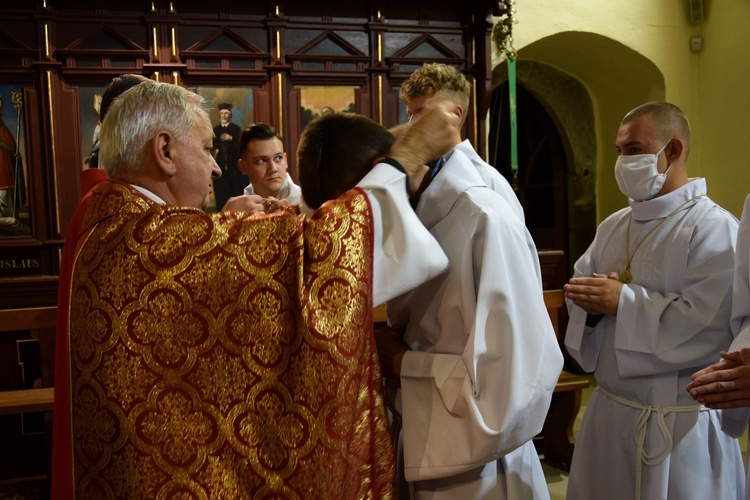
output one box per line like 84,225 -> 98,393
489,82 -> 568,265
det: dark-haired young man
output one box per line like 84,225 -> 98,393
239,123 -> 302,207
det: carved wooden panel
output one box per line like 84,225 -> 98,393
0,0 -> 499,291
0,0 -> 501,485
181,27 -> 270,82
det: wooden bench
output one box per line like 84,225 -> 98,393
0,306 -> 57,415
0,387 -> 55,416
0,305 -> 57,485
536,289 -> 590,471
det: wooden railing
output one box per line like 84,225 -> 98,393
538,289 -> 590,470
0,306 -> 56,415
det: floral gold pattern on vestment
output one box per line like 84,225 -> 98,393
69,183 -> 394,498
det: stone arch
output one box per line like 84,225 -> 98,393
490,31 -> 665,270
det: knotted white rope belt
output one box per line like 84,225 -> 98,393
597,386 -> 708,500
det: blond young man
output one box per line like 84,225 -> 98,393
376,63 -> 562,499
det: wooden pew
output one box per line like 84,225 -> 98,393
0,306 -> 56,414
0,388 -> 55,416
537,289 -> 590,471
373,303 -> 387,324
0,305 -> 57,484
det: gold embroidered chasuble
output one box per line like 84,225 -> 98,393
68,182 -> 394,499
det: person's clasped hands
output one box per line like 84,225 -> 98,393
221,194 -> 289,214
687,348 -> 750,409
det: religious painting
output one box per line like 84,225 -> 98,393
195,85 -> 256,130
297,86 -> 357,133
77,83 -> 108,169
194,85 -> 256,212
0,83 -> 30,237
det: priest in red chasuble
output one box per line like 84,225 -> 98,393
53,81 -> 457,499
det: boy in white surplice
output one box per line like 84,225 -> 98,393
376,63 -> 563,500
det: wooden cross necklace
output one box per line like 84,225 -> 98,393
619,195 -> 703,284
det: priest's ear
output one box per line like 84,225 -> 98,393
153,130 -> 178,177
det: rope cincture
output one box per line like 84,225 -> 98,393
597,386 -> 708,500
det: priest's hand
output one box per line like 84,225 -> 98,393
390,101 -> 459,180
262,196 -> 289,213
564,273 -> 622,316
687,349 -> 750,408
388,123 -> 408,141
222,194 -> 265,213
375,325 -> 409,379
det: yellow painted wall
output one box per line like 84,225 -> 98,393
493,0 -> 750,219
695,0 -> 750,217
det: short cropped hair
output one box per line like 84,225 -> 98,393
240,123 -> 284,156
99,81 -> 209,178
622,101 -> 692,157
99,74 -> 150,122
298,113 -> 394,209
400,63 -> 470,112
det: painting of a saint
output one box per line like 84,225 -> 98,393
195,85 -> 255,211
0,85 -> 29,236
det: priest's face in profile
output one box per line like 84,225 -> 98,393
170,119 -> 221,210
238,137 -> 288,198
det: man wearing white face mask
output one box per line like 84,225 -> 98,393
563,102 -> 744,500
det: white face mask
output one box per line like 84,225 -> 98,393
614,140 -> 671,201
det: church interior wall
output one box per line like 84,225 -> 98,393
0,0 -> 503,486
492,0 -> 750,220
491,59 -> 597,269
1,0 -> 749,488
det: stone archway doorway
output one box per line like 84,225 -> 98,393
488,82 -> 568,286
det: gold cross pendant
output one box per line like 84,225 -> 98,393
619,266 -> 632,284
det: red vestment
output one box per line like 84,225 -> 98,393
52,168 -> 109,499
0,120 -> 16,189
57,182 -> 393,498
